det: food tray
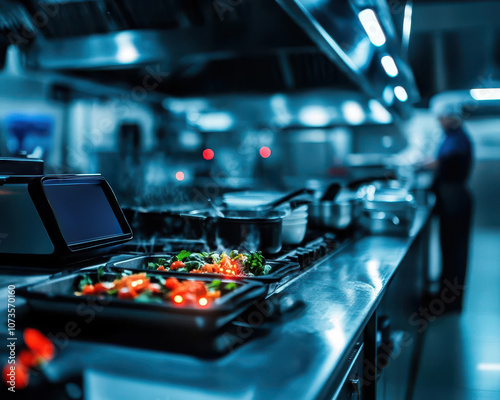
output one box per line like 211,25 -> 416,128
17,267 -> 267,333
105,254 -> 301,295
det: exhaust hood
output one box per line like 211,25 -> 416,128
1,0 -> 418,115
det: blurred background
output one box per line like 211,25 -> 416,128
0,0 -> 499,225
0,0 -> 500,398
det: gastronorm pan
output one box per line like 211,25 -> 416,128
17,268 -> 267,333
105,255 -> 301,296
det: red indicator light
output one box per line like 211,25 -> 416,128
175,172 -> 185,181
260,147 -> 271,158
202,149 -> 214,160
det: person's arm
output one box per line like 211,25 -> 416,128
415,157 -> 439,172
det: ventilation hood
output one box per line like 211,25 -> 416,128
1,0 -> 418,115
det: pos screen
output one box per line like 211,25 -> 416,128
43,178 -> 124,245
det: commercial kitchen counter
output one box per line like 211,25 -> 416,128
0,204 -> 433,399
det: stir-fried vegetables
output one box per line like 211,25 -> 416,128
146,250 -> 272,277
75,269 -> 236,307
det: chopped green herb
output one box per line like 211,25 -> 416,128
147,262 -> 157,270
135,290 -> 162,304
208,279 -> 222,291
224,282 -> 238,291
78,274 -> 93,292
177,250 -> 191,261
229,250 -> 238,258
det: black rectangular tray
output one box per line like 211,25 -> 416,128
17,267 -> 267,333
104,254 -> 301,295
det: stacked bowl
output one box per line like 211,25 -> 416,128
223,191 -> 308,245
281,204 -> 308,245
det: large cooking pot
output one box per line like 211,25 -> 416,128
309,198 -> 362,230
360,186 -> 417,235
122,206 -> 186,239
180,209 -> 287,254
309,178 -> 374,231
309,176 -> 399,231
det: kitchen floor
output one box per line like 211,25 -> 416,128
411,226 -> 500,399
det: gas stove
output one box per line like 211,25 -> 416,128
119,230 -> 351,270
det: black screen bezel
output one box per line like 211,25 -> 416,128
33,175 -> 133,253
39,176 -> 132,250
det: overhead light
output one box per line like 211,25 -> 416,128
383,85 -> 395,105
298,106 -> 330,127
164,99 -> 207,113
381,55 -> 399,77
191,112 -> 234,131
342,101 -> 365,125
358,9 -> 386,47
115,33 -> 139,64
117,45 -> 139,64
394,86 -> 408,102
470,88 -> 500,100
477,363 -> 500,371
368,100 -> 392,123
403,2 -> 413,49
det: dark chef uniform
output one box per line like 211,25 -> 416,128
434,126 -> 473,313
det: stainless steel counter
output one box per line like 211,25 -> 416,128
0,205 -> 433,400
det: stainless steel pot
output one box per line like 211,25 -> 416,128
122,206 -> 186,239
180,209 -> 287,254
309,177 -> 391,231
360,187 -> 417,235
309,199 -> 362,230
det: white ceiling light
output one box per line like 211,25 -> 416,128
358,9 -> 386,47
298,106 -> 330,127
381,55 -> 399,77
115,33 -> 139,64
402,2 -> 413,49
117,45 -> 139,64
383,85 -> 395,105
394,86 -> 408,102
477,363 -> 500,371
470,88 -> 500,100
368,100 -> 392,123
191,112 -> 234,131
342,101 -> 365,125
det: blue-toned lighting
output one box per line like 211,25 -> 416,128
477,363 -> 500,371
470,88 -> 500,101
403,2 -> 413,49
179,130 -> 202,149
369,100 -> 392,124
115,33 -> 139,64
358,9 -> 386,47
381,55 -> 399,78
298,106 -> 330,127
394,86 -> 408,102
342,101 -> 365,125
383,85 -> 395,105
192,112 -> 234,131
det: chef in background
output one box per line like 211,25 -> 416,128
427,104 -> 473,313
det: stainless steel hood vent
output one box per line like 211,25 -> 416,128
0,0 -> 418,116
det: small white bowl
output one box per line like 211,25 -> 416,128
282,220 -> 308,245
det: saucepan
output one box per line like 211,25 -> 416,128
180,189 -> 312,254
309,176 -> 395,231
122,206 -> 186,239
